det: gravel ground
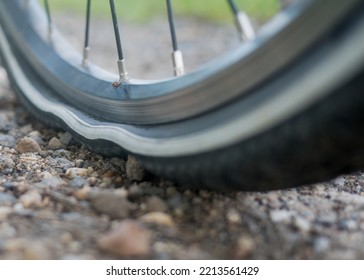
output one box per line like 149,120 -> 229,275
1,13 -> 364,260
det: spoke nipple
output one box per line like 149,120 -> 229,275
82,46 -> 91,66
117,59 -> 130,83
112,81 -> 121,88
236,11 -> 256,42
172,50 -> 185,77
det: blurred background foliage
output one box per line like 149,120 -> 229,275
48,0 -> 280,22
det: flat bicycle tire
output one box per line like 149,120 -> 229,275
1,0 -> 364,191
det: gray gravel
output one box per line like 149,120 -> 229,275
2,13 -> 364,260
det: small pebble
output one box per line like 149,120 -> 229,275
39,171 -> 53,179
3,182 -> 16,191
59,132 -> 73,146
27,130 -> 41,137
0,206 -> 12,221
235,235 -> 255,259
316,213 -> 337,226
53,150 -> 72,160
48,137 -> 63,150
128,184 -> 143,199
75,159 -> 84,168
126,156 -> 145,181
270,210 -> 293,223
314,237 -> 330,252
226,209 -> 241,225
294,217 -> 311,232
73,186 -> 91,200
65,168 -> 89,179
98,220 -> 151,257
140,212 -> 175,228
70,177 -> 87,189
0,113 -> 12,132
16,137 -> 41,153
0,192 -> 16,206
19,190 -> 42,209
23,242 -> 52,260
0,221 -> 17,238
34,177 -> 65,189
87,177 -> 98,186
60,232 -> 74,246
89,190 -> 134,219
333,177 -> 346,187
0,134 -> 16,148
338,219 -> 358,231
145,196 -> 168,212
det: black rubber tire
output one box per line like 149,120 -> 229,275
140,69 -> 364,191
1,0 -> 364,191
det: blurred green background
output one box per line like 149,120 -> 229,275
49,0 -> 280,22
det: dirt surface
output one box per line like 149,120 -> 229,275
2,14 -> 364,260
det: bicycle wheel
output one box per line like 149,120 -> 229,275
1,0 -> 364,191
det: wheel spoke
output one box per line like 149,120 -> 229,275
166,0 -> 185,76
82,0 -> 92,66
44,0 -> 52,35
227,0 -> 256,41
109,0 -> 129,82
